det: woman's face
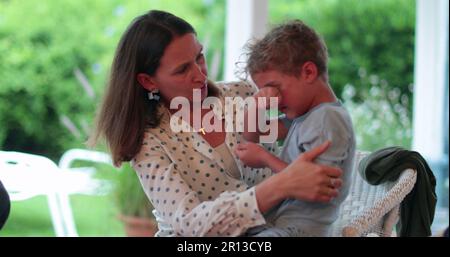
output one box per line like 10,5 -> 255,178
150,33 -> 208,105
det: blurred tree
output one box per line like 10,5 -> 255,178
0,0 -> 416,157
0,0 -> 225,159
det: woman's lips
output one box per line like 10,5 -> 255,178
201,84 -> 207,94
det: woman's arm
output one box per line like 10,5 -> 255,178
254,141 -> 343,213
133,137 -> 266,236
262,152 -> 288,173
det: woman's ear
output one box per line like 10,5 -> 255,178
300,61 -> 318,83
137,73 -> 158,91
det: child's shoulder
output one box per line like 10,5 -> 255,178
308,103 -> 351,124
296,103 -> 353,137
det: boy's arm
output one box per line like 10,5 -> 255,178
262,152 -> 288,173
235,142 -> 288,173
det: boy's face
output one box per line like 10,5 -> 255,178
252,69 -> 314,119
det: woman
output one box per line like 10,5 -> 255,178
90,10 -> 342,236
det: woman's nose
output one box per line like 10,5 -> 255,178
192,63 -> 207,83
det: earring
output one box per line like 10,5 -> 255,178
148,89 -> 160,101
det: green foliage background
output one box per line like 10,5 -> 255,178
0,0 -> 226,160
112,162 -> 154,218
0,0 -> 415,156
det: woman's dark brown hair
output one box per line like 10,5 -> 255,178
89,10 -> 195,166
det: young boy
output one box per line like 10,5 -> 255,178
235,20 -> 356,236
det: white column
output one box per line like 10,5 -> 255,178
224,0 -> 268,81
412,0 -> 449,161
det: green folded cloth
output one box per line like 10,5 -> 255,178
358,146 -> 437,237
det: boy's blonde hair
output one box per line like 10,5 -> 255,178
245,20 -> 328,78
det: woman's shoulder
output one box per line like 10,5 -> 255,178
214,80 -> 257,97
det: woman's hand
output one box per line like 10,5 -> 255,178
281,141 -> 343,202
255,141 -> 343,213
234,142 -> 269,168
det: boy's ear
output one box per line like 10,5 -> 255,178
300,61 -> 318,83
137,73 -> 158,91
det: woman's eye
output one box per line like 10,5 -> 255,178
176,66 -> 187,74
197,53 -> 205,63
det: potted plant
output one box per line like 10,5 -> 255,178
113,162 -> 157,237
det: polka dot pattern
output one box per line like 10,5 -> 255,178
132,81 -> 277,236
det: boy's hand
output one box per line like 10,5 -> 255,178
254,87 -> 281,109
234,142 -> 269,168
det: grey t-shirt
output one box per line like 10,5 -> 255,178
272,101 -> 356,235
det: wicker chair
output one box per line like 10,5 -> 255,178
330,151 -> 417,237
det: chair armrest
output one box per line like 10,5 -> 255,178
58,149 -> 113,170
342,169 -> 417,237
57,149 -> 115,195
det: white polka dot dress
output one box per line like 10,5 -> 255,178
132,81 -> 279,236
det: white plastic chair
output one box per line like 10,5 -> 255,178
0,151 -> 69,236
56,148 -> 115,236
0,149 -> 115,237
330,151 -> 417,237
